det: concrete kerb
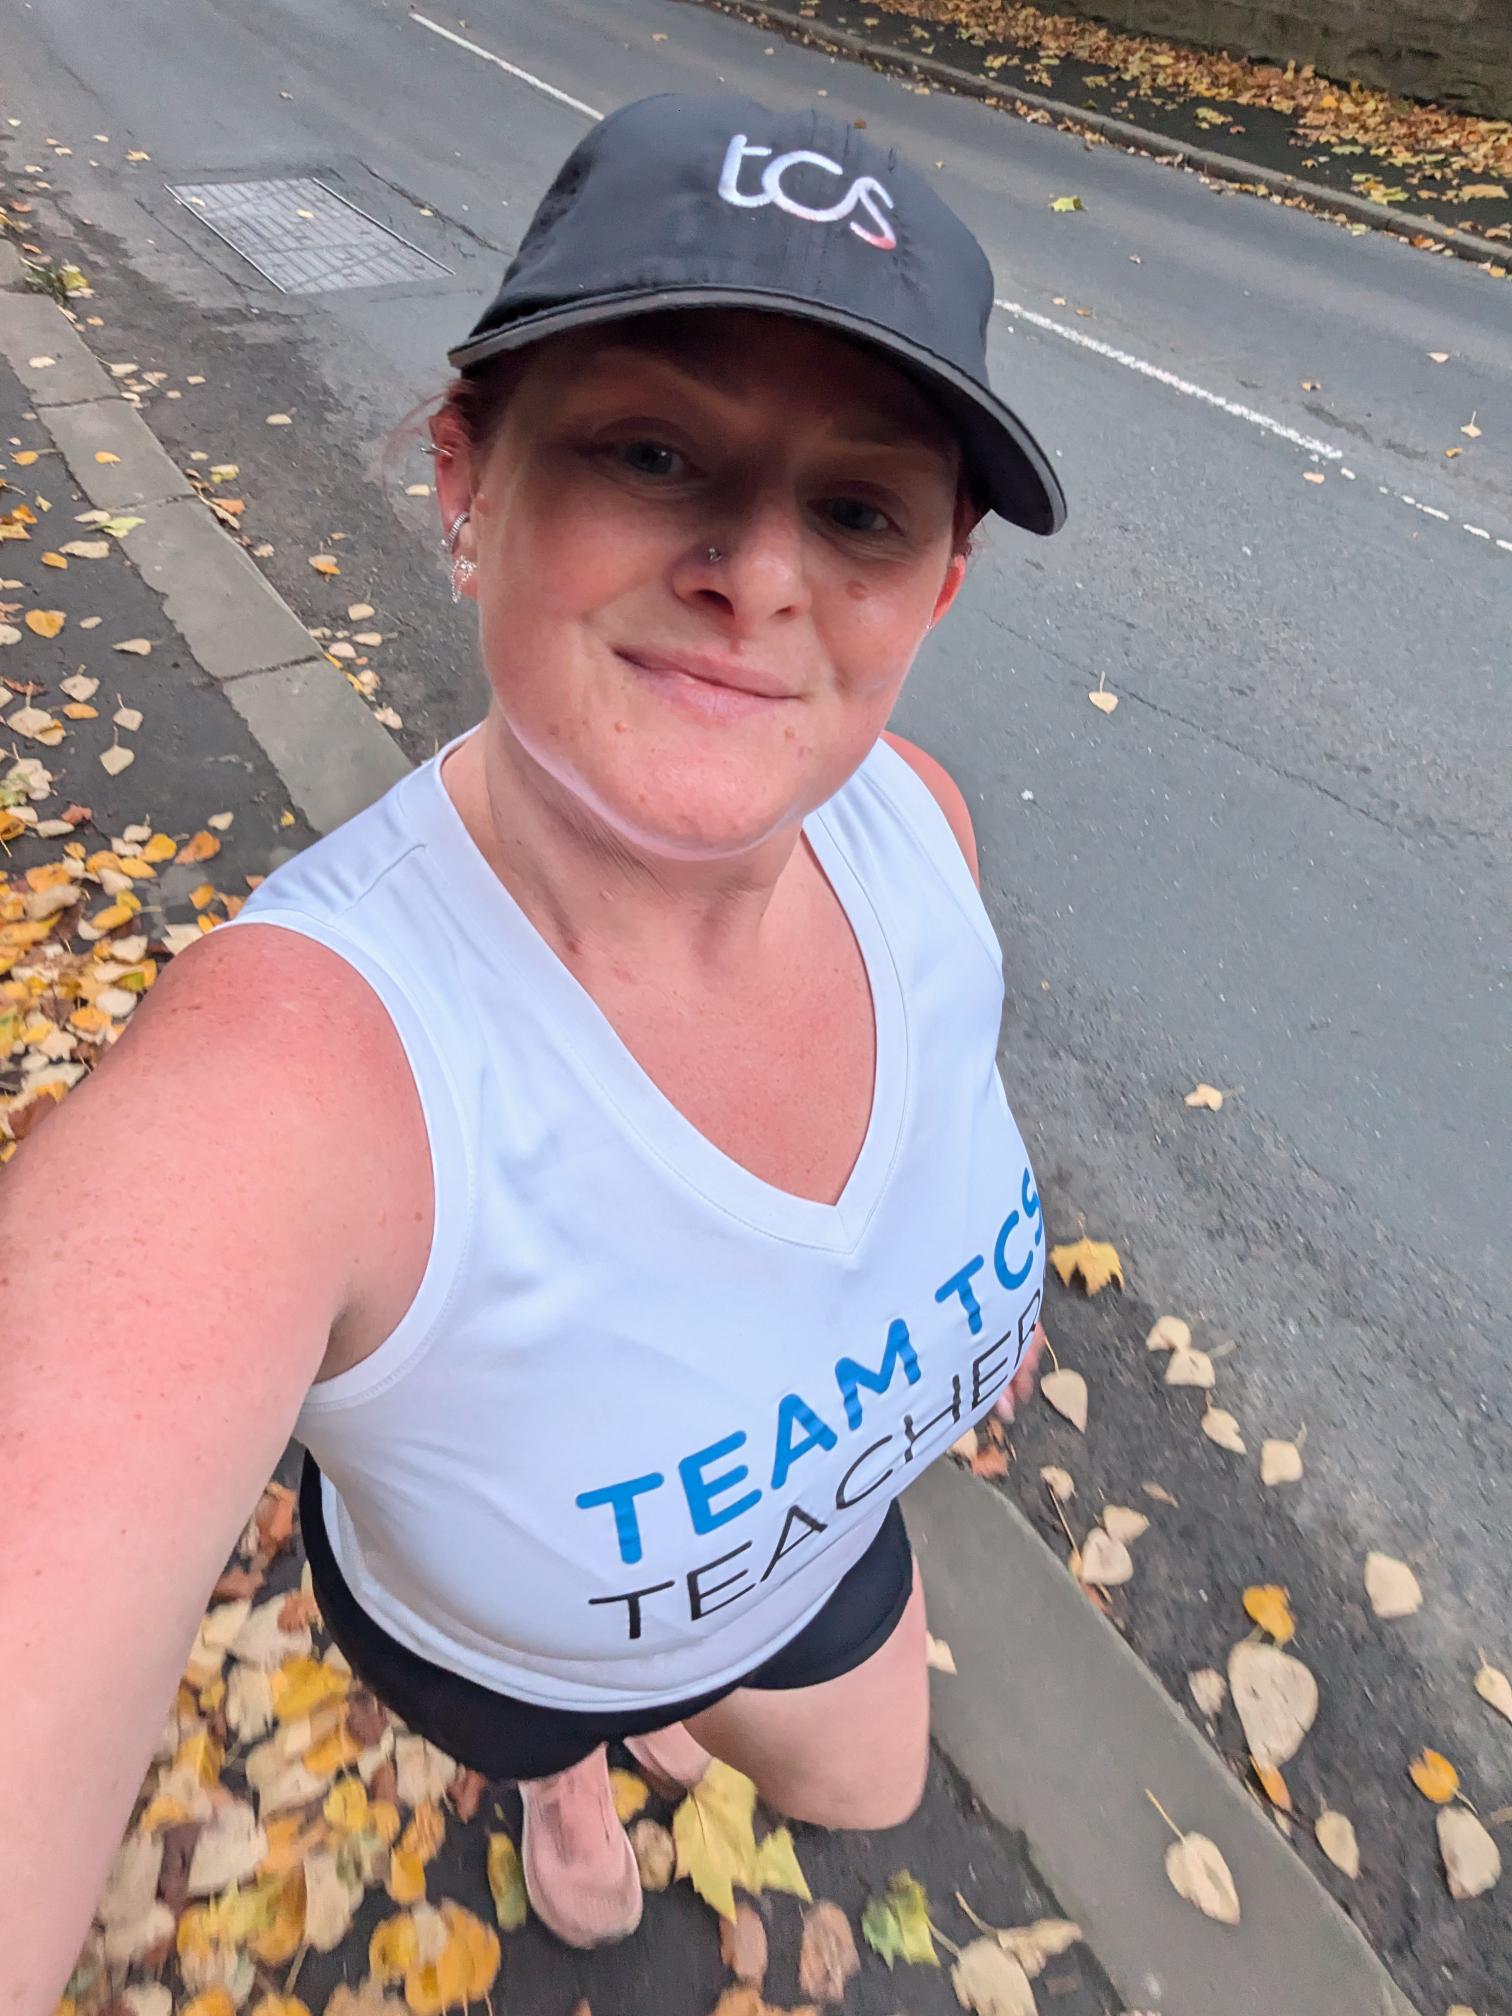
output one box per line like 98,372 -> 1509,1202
906,1461 -> 1419,2016
0,258 -> 414,834
684,0 -> 1509,272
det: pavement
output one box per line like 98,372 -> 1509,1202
2,4 -> 1508,2012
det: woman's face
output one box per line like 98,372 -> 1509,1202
439,311 -> 969,860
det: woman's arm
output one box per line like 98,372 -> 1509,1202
0,926 -> 417,2013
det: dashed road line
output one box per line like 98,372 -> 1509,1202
410,11 -> 604,119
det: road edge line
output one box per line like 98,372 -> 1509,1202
679,0 -> 1508,273
904,1459 -> 1420,2016
0,243 -> 412,832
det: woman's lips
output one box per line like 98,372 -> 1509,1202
614,646 -> 799,720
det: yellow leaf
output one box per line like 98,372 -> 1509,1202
13,450 -> 38,466
172,1728 -> 224,1788
386,1847 -> 427,1904
324,1777 -> 370,1832
672,1759 -> 759,1920
181,1995 -> 235,2016
371,1912 -> 421,1982
403,1941 -> 470,2016
62,702 -> 96,719
25,609 -> 64,637
136,1793 -> 191,1833
309,553 -> 341,576
175,828 -> 222,865
1409,1749 -> 1460,1803
1253,1760 -> 1292,1811
269,1653 -> 348,1721
399,1801 -> 445,1866
487,1833 -> 528,1931
303,1724 -> 363,1775
860,1870 -> 938,1967
439,1901 -> 501,1997
1304,470 -> 1326,484
249,2001 -> 311,2016
750,1824 -> 811,1900
609,1768 -> 650,1823
41,550 -> 67,568
1243,1585 -> 1296,1644
1049,1237 -> 1124,1295
141,831 -> 177,863
369,1798 -> 401,1844
95,451 -> 121,465
1184,1082 -> 1224,1109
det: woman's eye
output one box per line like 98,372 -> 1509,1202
825,496 -> 893,535
617,440 -> 686,479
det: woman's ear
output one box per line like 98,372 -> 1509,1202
929,550 -> 968,629
431,407 -> 481,599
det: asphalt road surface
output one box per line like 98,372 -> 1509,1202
4,0 -> 1508,1998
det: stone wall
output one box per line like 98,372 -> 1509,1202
1056,0 -> 1512,118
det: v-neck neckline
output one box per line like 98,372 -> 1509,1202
416,726 -> 909,1254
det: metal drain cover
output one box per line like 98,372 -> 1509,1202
168,175 -> 449,294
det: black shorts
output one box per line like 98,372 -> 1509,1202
299,1452 -> 914,1782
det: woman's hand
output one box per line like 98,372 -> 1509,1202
994,1321 -> 1048,1426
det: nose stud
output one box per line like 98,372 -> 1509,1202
706,544 -> 723,564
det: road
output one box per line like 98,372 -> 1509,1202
3,0 -> 1507,2001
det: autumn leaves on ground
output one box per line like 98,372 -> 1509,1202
72,1475 -> 1091,2016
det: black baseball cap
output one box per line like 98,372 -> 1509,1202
448,92 -> 1066,536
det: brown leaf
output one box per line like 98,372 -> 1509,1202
1438,1805 -> 1501,1899
721,1901 -> 769,1986
950,1939 -> 1036,2015
1314,1809 -> 1360,1879
254,1480 -> 296,1555
1229,1641 -> 1318,1770
448,1767 -> 487,1822
1364,1551 -> 1422,1619
630,1817 -> 675,1891
1040,1368 -> 1088,1431
211,1563 -> 265,1602
798,1900 -> 859,2002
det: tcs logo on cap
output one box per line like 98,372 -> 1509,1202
718,133 -> 898,251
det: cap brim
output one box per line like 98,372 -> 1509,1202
447,286 -> 1066,536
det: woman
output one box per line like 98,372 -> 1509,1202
4,90 -> 1064,1996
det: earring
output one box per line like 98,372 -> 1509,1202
443,510 -> 476,604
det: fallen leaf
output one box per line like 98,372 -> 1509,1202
1428,352 -> 1450,363
1260,1439 -> 1303,1486
1164,1831 -> 1240,1924
673,1760 -> 759,1920
1202,1407 -> 1246,1454
1040,1465 -> 1075,1501
1040,1368 -> 1088,1432
1461,419 -> 1482,439
1146,1315 -> 1191,1353
1188,1668 -> 1227,1717
266,412 -> 293,425
1143,1482 -> 1179,1506
609,1768 -> 649,1824
1079,1529 -> 1133,1587
1184,1082 -> 1224,1109
1314,1809 -> 1360,1879
950,1939 -> 1035,2016
798,1899 -> 860,2001
1475,1661 -> 1512,1724
708,1995 -> 817,2016
40,550 -> 67,569
861,1871 -> 938,1968
309,553 -> 341,575
208,810 -> 235,831
25,609 -> 64,637
61,539 -> 109,558
629,1817 -> 675,1891
1365,1552 -> 1423,1620
114,706 -> 143,731
1253,1760 -> 1292,1811
1165,1348 -> 1215,1389
100,514 -> 144,537
750,1825 -> 811,1901
1409,1750 -> 1460,1803
99,744 -> 135,776
348,602 -> 375,620
186,1800 -> 266,1894
1438,1806 -> 1500,1900
926,1633 -> 957,1674
1304,471 -> 1326,484
175,830 -> 221,865
96,451 -> 121,465
1087,687 -> 1118,714
1102,1505 -> 1149,1546
405,483 -> 431,497
12,451 -> 38,467
0,625 -> 19,646
1243,1585 -> 1296,1644
1229,1641 -> 1318,1769
114,638 -> 152,655
1049,1237 -> 1123,1295
28,356 -> 56,370
722,1900 -> 769,1986
1050,195 -> 1084,212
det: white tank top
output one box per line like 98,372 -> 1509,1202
225,726 -> 1045,1711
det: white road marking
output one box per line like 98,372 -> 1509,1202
407,14 -> 1509,558
994,297 -> 1345,461
410,12 -> 604,120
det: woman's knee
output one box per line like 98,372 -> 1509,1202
759,1748 -> 928,1833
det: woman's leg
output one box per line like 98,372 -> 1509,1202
683,1561 -> 929,1831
